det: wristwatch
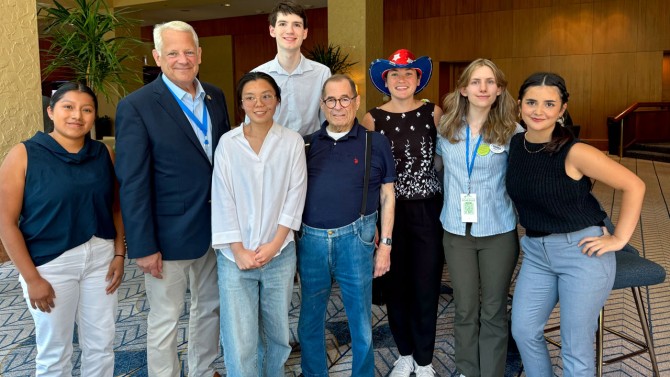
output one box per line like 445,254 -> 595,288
380,237 -> 392,246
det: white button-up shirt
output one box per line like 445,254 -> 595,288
212,122 -> 307,262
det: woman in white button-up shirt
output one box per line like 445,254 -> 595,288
212,72 -> 307,377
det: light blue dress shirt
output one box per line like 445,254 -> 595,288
162,74 -> 213,162
437,124 -> 524,237
252,54 -> 331,136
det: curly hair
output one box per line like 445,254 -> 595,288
438,58 -> 517,146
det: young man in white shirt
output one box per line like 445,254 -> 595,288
253,1 -> 331,136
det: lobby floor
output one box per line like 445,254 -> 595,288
0,156 -> 668,376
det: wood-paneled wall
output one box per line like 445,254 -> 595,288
384,0 -> 670,149
131,1 -> 670,147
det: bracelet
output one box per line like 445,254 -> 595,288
114,254 -> 126,259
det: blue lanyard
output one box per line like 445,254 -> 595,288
166,86 -> 209,144
465,126 -> 483,179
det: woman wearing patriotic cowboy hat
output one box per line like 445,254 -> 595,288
361,49 -> 444,377
437,59 -> 523,377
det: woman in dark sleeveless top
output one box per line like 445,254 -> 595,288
0,83 -> 124,376
506,72 -> 645,376
362,49 -> 443,377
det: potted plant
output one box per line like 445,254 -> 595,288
39,0 -> 142,103
306,43 -> 358,74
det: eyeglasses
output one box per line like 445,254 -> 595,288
322,96 -> 357,109
241,94 -> 276,106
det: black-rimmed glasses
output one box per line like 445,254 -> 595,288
322,96 -> 357,109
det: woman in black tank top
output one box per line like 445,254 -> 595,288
507,72 -> 646,376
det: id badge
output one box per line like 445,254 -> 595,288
460,193 -> 478,223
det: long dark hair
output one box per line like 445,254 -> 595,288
518,72 -> 572,153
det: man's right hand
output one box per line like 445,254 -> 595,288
136,252 -> 163,279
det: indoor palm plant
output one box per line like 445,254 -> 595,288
306,43 -> 357,74
39,0 -> 142,103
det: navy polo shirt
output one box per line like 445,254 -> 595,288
302,121 -> 395,229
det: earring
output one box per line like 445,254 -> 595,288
558,116 -> 565,127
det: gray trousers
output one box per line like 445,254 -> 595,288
443,226 -> 519,377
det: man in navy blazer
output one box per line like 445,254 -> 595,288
115,21 -> 230,377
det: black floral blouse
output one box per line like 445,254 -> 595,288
369,102 -> 442,200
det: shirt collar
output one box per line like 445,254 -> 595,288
161,74 -> 206,101
268,54 -> 312,75
317,118 -> 362,141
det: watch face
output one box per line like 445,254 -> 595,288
381,238 -> 392,245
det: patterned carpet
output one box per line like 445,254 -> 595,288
0,156 -> 668,376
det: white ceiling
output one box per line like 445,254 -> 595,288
129,0 -> 328,26
37,1 -> 328,26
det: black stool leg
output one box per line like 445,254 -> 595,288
596,307 -> 604,377
632,287 -> 661,377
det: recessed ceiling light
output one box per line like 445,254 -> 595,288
224,3 -> 230,6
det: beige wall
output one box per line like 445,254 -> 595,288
328,0 -> 384,120
0,0 -> 42,159
199,35 -> 235,127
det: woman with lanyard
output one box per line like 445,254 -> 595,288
436,58 -> 522,377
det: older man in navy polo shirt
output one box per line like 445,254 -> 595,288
297,74 -> 396,377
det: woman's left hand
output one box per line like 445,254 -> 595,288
578,228 -> 626,257
255,242 -> 280,266
106,256 -> 125,294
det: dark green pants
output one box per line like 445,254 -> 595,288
443,226 -> 519,377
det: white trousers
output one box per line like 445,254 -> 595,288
144,248 -> 220,377
19,236 -> 117,377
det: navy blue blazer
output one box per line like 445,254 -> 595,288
115,76 -> 231,260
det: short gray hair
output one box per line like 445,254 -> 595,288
153,21 -> 199,55
322,74 -> 358,98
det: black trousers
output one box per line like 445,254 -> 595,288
384,196 -> 444,366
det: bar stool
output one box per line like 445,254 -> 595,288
544,218 -> 666,376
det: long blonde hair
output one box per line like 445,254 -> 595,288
438,58 -> 517,145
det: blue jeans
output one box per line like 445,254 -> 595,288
217,242 -> 296,377
297,212 -> 377,377
512,226 -> 616,377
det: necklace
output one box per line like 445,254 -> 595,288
523,136 -> 547,154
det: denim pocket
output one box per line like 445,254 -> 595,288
356,222 -> 376,247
